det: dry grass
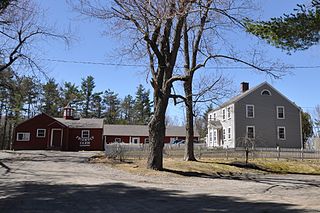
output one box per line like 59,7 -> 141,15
90,154 -> 320,177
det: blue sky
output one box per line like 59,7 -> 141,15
34,0 -> 319,123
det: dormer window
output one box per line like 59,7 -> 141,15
261,89 -> 271,96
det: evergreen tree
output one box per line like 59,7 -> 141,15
245,1 -> 320,52
20,76 -> 41,118
61,82 -> 82,112
120,94 -> 135,124
133,84 -> 151,125
103,89 -> 120,124
91,92 -> 103,118
302,111 -> 314,148
41,78 -> 61,117
80,75 -> 95,118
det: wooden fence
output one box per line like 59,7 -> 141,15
104,143 -> 320,160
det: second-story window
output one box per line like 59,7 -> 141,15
246,105 -> 254,118
227,107 -> 231,119
222,109 -> 226,120
209,115 -> 212,121
81,130 -> 90,139
277,106 -> 285,119
213,113 -> 216,121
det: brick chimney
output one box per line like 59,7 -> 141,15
241,82 -> 249,93
63,103 -> 74,120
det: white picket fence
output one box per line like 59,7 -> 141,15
104,143 -> 320,160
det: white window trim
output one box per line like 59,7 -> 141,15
131,137 -> 140,144
222,109 -> 226,120
213,113 -> 216,121
81,130 -> 90,139
277,106 -> 285,119
36,129 -> 46,138
223,128 -> 226,140
16,132 -> 30,141
246,105 -> 255,118
246,126 -> 255,139
277,126 -> 286,140
227,107 -> 231,119
261,89 -> 272,96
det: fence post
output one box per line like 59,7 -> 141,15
226,147 -> 228,160
277,145 -> 280,161
245,147 -> 249,165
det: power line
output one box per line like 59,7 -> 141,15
42,58 -> 320,70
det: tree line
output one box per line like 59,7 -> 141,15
0,70 -> 152,149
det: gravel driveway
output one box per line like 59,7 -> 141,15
0,151 -> 320,212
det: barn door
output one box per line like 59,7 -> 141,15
51,129 -> 62,148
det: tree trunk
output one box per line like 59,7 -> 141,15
184,77 -> 196,161
147,92 -> 168,170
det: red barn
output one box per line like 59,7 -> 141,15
103,124 -> 200,144
13,105 -> 104,151
13,105 -> 200,151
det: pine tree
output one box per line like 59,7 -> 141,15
61,82 -> 82,112
121,94 -> 135,124
133,84 -> 151,125
41,78 -> 61,117
80,76 -> 95,118
103,89 -> 120,124
91,92 -> 103,118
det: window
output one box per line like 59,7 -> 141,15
144,138 -> 150,143
223,128 -> 226,140
278,127 -> 286,140
246,126 -> 255,139
277,106 -> 285,119
227,107 -> 231,119
222,109 -> 226,120
213,113 -> 216,121
246,105 -> 254,118
209,115 -> 212,121
81,130 -> 90,139
213,130 -> 217,142
209,131 -> 213,142
228,127 -> 231,139
17,132 -> 30,141
261,89 -> 271,96
36,129 -> 46,138
115,138 -> 121,143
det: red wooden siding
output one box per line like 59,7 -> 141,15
13,114 -> 64,150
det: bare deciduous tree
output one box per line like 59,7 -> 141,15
73,0 -> 286,170
0,0 -> 69,74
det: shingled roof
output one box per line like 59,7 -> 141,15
103,124 -> 200,137
54,118 -> 104,129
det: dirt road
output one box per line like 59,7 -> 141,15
0,151 -> 320,212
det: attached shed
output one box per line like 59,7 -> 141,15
103,124 -> 200,144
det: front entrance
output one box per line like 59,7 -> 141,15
51,129 -> 62,148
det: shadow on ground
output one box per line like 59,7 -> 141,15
0,181 -> 307,213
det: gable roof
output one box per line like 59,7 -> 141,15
211,82 -> 300,112
103,124 -> 200,137
54,118 -> 104,129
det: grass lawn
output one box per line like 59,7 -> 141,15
91,155 -> 320,177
